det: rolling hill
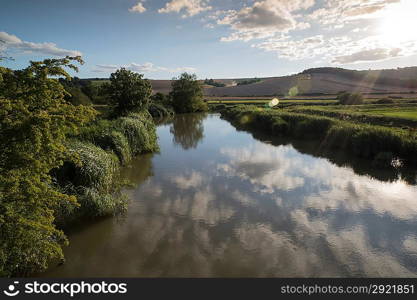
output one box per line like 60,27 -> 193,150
86,66 -> 417,97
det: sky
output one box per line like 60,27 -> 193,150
1,0 -> 417,79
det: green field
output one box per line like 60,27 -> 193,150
360,108 -> 417,121
289,104 -> 417,124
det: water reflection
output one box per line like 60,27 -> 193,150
44,114 -> 417,277
248,130 -> 417,185
170,113 -> 206,150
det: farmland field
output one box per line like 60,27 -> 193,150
290,104 -> 417,124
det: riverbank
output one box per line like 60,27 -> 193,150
54,111 -> 159,226
220,105 -> 417,167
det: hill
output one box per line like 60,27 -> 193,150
84,66 -> 417,97
205,67 -> 417,97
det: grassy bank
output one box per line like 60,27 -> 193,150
54,111 -> 158,226
221,105 -> 417,167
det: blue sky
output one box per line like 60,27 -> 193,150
1,0 -> 417,79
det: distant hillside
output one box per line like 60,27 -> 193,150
84,66 -> 417,97
204,67 -> 417,97
302,67 -> 417,89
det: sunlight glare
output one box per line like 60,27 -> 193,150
379,0 -> 417,46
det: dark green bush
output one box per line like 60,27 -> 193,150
148,102 -> 174,119
376,98 -> 394,104
337,92 -> 364,105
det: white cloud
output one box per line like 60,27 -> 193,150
217,143 -> 306,193
206,0 -> 417,64
217,0 -> 314,42
93,62 -> 196,74
332,47 -> 402,64
129,1 -> 147,13
171,171 -> 204,190
0,31 -> 81,57
254,35 -> 325,60
158,0 -> 212,17
309,0 -> 400,26
251,29 -> 417,64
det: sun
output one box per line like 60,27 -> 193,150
378,0 -> 417,46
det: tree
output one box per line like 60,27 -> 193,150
171,73 -> 207,113
337,92 -> 364,105
106,68 -> 152,115
0,56 -> 96,276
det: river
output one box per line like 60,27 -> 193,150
44,113 -> 417,277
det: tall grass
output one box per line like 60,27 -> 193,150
77,111 -> 158,164
54,111 -> 158,225
117,112 -> 159,155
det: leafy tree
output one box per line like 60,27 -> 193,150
171,73 -> 207,113
0,56 -> 96,276
106,68 -> 152,115
337,92 -> 364,105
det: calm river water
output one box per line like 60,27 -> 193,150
44,113 -> 417,277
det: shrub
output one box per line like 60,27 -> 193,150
77,112 -> 157,163
54,140 -> 126,223
117,112 -> 159,155
376,98 -> 394,104
151,92 -> 173,108
78,120 -> 132,165
67,140 -> 120,191
337,92 -> 364,105
148,102 -> 174,119
324,123 -> 357,149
